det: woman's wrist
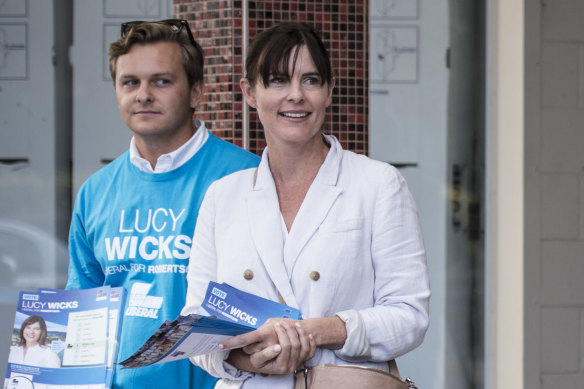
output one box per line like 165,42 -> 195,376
302,316 -> 347,350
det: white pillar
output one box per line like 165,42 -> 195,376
485,0 -> 525,388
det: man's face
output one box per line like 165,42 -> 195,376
114,41 -> 202,151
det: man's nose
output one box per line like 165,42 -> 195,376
136,84 -> 153,103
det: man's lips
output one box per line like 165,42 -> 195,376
134,110 -> 159,114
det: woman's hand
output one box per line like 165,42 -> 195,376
221,317 -> 291,354
222,319 -> 316,375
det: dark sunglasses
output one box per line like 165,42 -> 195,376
120,19 -> 196,47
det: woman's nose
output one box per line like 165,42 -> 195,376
286,82 -> 304,103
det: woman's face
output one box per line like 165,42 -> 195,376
23,322 -> 42,346
241,45 -> 334,148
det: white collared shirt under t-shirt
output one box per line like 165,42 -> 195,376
129,119 -> 209,173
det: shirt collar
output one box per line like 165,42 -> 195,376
255,133 -> 340,190
129,119 -> 209,173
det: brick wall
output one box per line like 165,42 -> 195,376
175,0 -> 368,155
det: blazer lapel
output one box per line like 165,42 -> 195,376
247,157 -> 300,308
284,183 -> 341,268
284,137 -> 343,268
247,137 -> 344,308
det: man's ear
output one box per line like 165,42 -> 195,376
239,77 -> 257,108
190,81 -> 205,109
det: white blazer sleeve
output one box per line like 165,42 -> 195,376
182,181 -> 252,383
182,181 -> 219,316
337,165 -> 430,361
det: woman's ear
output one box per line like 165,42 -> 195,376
240,77 -> 257,108
326,76 -> 336,107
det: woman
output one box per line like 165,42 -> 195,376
8,315 -> 61,368
182,22 -> 430,388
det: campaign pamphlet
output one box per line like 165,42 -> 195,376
199,281 -> 302,326
4,286 -> 125,389
104,287 -> 125,388
119,281 -> 302,368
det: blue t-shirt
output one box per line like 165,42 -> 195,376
67,133 -> 260,388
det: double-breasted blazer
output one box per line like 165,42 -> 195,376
182,134 -> 430,388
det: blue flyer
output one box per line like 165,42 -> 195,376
200,281 -> 302,327
4,286 -> 123,388
119,282 -> 302,368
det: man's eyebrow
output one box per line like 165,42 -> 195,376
150,72 -> 174,78
117,72 -> 174,80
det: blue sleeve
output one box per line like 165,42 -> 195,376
66,190 -> 105,289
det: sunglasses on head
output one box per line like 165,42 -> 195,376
120,19 -> 196,47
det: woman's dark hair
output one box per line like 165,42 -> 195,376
19,315 -> 48,347
245,22 -> 333,87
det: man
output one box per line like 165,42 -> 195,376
66,19 -> 260,388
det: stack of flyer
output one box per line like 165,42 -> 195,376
4,286 -> 125,389
119,281 -> 302,368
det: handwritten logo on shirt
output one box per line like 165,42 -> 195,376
125,282 -> 162,319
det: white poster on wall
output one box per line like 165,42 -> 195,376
369,0 -> 423,165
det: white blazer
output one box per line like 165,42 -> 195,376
182,134 -> 430,389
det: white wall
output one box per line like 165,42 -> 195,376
368,1 -> 486,388
0,0 -> 63,380
369,1 -> 489,388
526,0 -> 584,387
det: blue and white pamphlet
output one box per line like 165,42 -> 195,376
4,286 -> 125,389
119,281 -> 301,368
199,281 -> 302,326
